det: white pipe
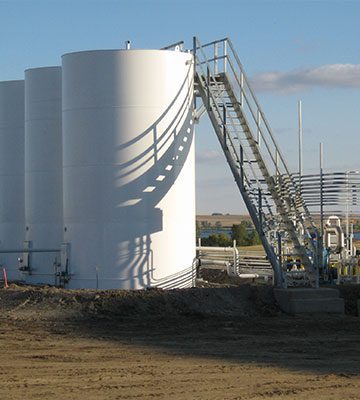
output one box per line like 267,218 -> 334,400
196,246 -> 237,253
236,274 -> 259,279
199,259 -> 259,279
324,226 -> 344,253
197,246 -> 239,271
350,224 -> 354,256
320,142 -> 324,238
200,259 -> 230,266
298,100 -> 303,190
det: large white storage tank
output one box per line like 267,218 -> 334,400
62,49 -> 195,289
0,80 -> 25,281
24,67 -> 62,284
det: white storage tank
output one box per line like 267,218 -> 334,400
24,67 -> 62,285
0,80 -> 25,281
62,49 -> 195,289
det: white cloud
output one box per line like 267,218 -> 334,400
252,64 -> 360,94
196,150 -> 222,163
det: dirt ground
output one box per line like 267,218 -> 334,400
0,280 -> 359,400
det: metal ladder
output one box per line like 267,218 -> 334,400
193,37 -> 320,287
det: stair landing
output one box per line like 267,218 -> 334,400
274,288 -> 344,314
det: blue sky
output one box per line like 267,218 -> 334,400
1,0 -> 360,213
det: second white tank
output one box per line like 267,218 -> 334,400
24,67 -> 62,284
0,80 -> 24,281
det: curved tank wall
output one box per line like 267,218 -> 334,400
24,67 -> 62,285
0,80 -> 24,281
62,49 -> 195,289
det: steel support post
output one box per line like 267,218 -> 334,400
223,104 -> 227,147
206,66 -> 211,110
214,42 -> 218,75
240,144 -> 244,189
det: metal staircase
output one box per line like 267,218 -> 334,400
193,37 -> 320,287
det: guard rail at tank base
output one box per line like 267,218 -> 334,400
0,242 -> 70,288
192,36 -> 321,288
196,243 -> 273,280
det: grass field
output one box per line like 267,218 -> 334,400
197,214 -> 251,227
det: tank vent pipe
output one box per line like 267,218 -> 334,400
125,40 -> 131,50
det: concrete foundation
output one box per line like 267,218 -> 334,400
274,288 -> 344,314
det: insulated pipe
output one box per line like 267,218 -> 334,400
196,246 -> 237,252
199,259 -> 230,266
199,259 -> 259,279
196,246 -> 239,269
236,274 -> 259,279
324,226 -> 344,253
196,246 -> 256,279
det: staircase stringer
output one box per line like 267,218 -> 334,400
196,75 -> 284,286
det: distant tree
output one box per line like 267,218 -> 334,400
201,220 -> 211,228
196,221 -> 201,239
242,219 -> 252,228
202,234 -> 232,247
215,221 -> 222,229
248,229 -> 261,245
231,222 -> 262,246
231,223 -> 249,246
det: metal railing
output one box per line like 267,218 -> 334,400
194,37 -> 316,227
193,37 -> 320,287
160,41 -> 185,51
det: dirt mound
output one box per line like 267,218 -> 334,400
1,278 -> 358,323
0,283 -> 279,322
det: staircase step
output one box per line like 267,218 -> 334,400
275,288 -> 340,299
286,298 -> 344,314
274,288 -> 344,314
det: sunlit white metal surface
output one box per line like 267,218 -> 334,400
24,67 -> 62,284
0,80 -> 25,280
62,49 -> 195,289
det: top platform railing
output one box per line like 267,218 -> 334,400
192,37 -> 317,233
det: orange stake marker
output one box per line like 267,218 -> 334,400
3,268 -> 9,288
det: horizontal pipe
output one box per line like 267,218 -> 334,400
236,273 -> 260,279
199,254 -> 233,258
199,259 -> 230,266
0,249 -> 60,254
196,246 -> 237,253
